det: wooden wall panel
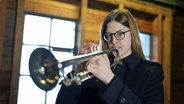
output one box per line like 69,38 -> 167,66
152,15 -> 162,62
0,0 -> 6,69
24,0 -> 79,20
0,0 -> 17,104
171,15 -> 184,104
162,12 -> 172,104
78,0 -> 87,48
9,0 -> 24,103
135,18 -> 152,33
85,9 -> 108,43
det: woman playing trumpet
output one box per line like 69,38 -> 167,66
56,9 -> 164,104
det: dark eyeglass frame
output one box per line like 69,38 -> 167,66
103,29 -> 130,42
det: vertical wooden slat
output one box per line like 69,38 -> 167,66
9,0 -> 24,103
162,10 -> 172,104
79,0 -> 88,47
118,3 -> 124,9
158,14 -> 163,63
152,14 -> 171,104
0,0 -> 7,69
152,15 -> 162,62
0,0 -> 7,103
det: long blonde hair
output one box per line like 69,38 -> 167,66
101,9 -> 145,60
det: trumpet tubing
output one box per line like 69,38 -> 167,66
29,47 -> 119,91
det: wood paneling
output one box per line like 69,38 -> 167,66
85,9 -> 108,43
0,0 -> 6,69
162,11 -> 172,104
0,0 -> 176,104
78,0 -> 87,47
171,15 -> 184,104
24,0 -> 79,20
0,0 -> 17,104
9,0 -> 24,103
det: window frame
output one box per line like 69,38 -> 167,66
9,1 -> 80,103
17,13 -> 78,104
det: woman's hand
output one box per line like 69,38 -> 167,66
74,42 -> 99,75
86,54 -> 115,85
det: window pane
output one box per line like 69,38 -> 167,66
50,19 -> 75,48
20,45 -> 49,75
17,76 -> 45,104
139,33 -> 151,60
46,79 -> 62,104
51,50 -> 74,75
23,14 -> 51,45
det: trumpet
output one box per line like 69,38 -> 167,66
29,47 -> 119,91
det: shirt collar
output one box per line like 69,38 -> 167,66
123,52 -> 141,70
109,52 -> 141,70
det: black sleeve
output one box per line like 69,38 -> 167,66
99,63 -> 164,104
99,75 -> 142,104
141,64 -> 164,104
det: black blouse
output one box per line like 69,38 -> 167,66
56,52 -> 164,104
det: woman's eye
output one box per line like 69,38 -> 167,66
117,32 -> 123,37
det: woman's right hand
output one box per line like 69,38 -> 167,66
74,42 -> 99,75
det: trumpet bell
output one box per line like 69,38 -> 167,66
29,48 -> 60,91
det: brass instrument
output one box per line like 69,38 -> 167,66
29,47 -> 119,91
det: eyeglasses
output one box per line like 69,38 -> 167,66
103,30 -> 130,42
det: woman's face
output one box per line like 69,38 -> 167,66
106,21 -> 132,59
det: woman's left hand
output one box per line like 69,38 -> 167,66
86,54 -> 114,85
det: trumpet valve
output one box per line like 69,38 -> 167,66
75,71 -> 93,83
